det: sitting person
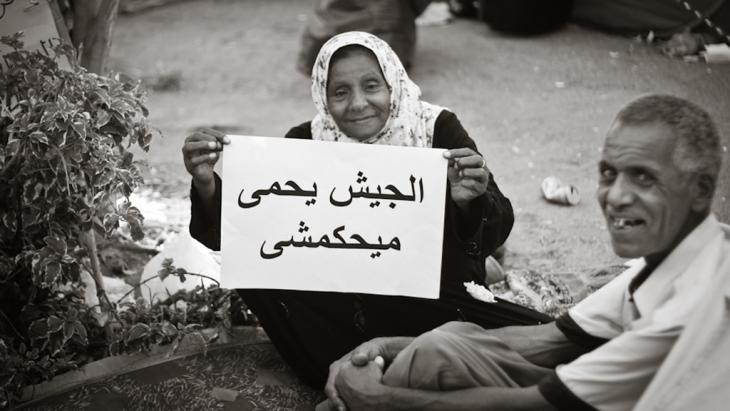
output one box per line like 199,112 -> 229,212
182,31 -> 551,389
295,0 -> 432,75
322,94 -> 729,410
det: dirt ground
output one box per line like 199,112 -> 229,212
109,0 -> 730,275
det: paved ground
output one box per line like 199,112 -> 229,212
110,0 -> 730,274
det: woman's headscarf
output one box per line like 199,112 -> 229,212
310,31 -> 445,148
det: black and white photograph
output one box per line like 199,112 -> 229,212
1,0 -> 729,409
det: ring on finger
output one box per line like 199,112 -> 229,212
480,158 -> 487,169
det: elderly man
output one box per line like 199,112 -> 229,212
320,94 -> 729,411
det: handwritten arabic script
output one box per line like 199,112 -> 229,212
220,136 -> 447,298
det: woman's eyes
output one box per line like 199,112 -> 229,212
329,81 -> 382,99
364,81 -> 382,91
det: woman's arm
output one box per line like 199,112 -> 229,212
434,110 -> 514,260
187,124 -> 312,250
189,173 -> 222,250
184,129 -> 229,250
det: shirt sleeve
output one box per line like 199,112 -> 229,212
555,313 -> 609,350
538,370 -> 597,411
566,262 -> 642,339
432,110 -> 514,260
550,321 -> 681,411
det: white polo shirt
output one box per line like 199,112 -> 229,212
553,214 -> 730,411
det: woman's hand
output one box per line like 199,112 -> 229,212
444,148 -> 490,211
182,128 -> 230,199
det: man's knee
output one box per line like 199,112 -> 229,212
437,320 -> 487,335
383,327 -> 468,389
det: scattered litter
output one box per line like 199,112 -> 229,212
554,81 -> 565,88
527,161 -> 534,169
511,146 -> 520,154
541,176 -> 580,206
703,43 -> 730,63
211,387 -> 239,402
609,51 -> 619,59
464,281 -> 497,303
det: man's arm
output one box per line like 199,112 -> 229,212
335,361 -> 557,411
487,322 -> 594,368
330,322 -> 595,411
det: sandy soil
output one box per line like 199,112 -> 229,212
109,0 -> 730,275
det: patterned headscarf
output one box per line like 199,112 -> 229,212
310,31 -> 445,147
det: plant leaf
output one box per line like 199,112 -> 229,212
28,319 -> 49,341
44,261 -> 62,284
125,323 -> 150,344
72,321 -> 88,345
47,316 -> 64,334
63,321 -> 74,343
43,236 -> 66,255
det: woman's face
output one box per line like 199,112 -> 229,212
326,48 -> 391,141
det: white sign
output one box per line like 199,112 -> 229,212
220,136 -> 447,299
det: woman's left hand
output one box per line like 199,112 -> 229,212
444,148 -> 490,210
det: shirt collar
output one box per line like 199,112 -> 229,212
630,214 -> 723,316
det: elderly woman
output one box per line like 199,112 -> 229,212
182,31 -> 550,388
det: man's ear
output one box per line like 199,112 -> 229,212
690,173 -> 715,212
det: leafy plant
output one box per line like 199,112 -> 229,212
0,33 -> 203,407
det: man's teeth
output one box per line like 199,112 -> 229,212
614,218 -> 640,228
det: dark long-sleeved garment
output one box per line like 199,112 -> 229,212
190,111 -> 551,387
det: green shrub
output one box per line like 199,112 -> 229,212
0,34 -> 237,408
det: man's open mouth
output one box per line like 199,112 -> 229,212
611,217 -> 644,229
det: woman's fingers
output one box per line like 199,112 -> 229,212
443,149 -> 488,171
457,167 -> 489,181
187,152 -> 218,166
443,147 -> 476,159
185,129 -> 231,145
454,155 -> 486,170
182,140 -> 223,155
182,131 -> 230,171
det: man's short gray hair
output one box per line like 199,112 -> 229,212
615,94 -> 723,181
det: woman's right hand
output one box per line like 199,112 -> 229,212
182,128 -> 230,199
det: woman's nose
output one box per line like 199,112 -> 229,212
349,89 -> 368,111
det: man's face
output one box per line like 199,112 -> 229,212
597,121 -> 697,261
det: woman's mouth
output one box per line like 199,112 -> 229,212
349,116 -> 374,123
